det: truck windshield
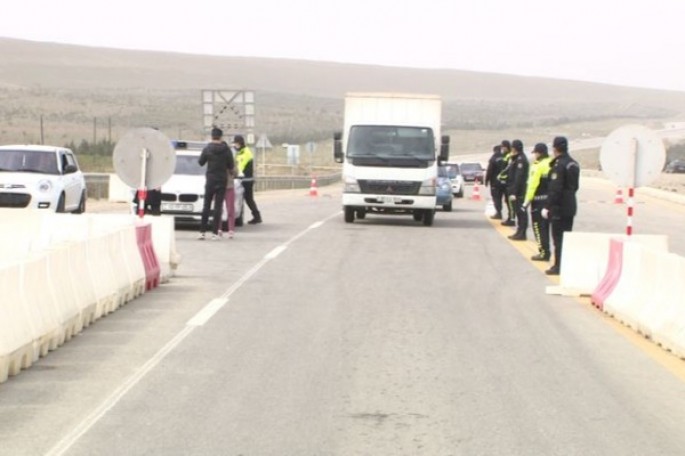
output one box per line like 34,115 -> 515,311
347,126 -> 435,160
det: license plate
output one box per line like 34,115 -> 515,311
162,202 -> 194,211
380,196 -> 394,204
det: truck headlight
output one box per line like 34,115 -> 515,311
418,178 -> 436,196
343,176 -> 360,193
38,179 -> 53,193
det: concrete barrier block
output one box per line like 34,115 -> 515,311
144,215 -> 180,282
86,235 -> 120,319
550,232 -> 669,297
119,226 -> 146,298
45,246 -> 83,342
20,254 -> 62,355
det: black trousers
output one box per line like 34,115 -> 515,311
490,185 -> 506,215
531,203 -> 550,257
201,181 -> 226,234
242,180 -> 260,217
514,195 -> 528,234
551,216 -> 574,269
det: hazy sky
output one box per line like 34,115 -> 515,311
2,0 -> 684,92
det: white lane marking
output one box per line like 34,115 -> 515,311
309,221 -> 324,229
45,327 -> 195,456
265,245 -> 288,260
46,210 -> 340,456
186,298 -> 229,327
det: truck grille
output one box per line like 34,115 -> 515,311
358,180 -> 420,196
0,193 -> 31,208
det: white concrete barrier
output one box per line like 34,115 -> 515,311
0,262 -> 36,383
546,232 -> 669,296
144,215 -> 181,282
86,235 -> 120,319
119,226 -> 147,299
108,174 -> 135,203
650,255 -> 685,358
20,254 -> 61,355
637,253 -> 684,346
45,245 -> 83,343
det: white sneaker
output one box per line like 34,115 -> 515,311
210,233 -> 220,241
197,232 -> 206,240
227,230 -> 235,239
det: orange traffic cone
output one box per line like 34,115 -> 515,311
309,176 -> 319,197
470,180 -> 481,201
614,188 -> 624,204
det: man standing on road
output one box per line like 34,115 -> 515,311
506,139 -> 529,241
484,144 -> 508,220
233,134 -> 262,224
542,136 -> 580,275
198,127 -> 234,240
523,143 -> 552,261
497,140 -> 515,226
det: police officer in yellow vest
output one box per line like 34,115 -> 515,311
233,135 -> 262,224
523,143 -> 552,261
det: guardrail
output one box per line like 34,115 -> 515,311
85,173 -> 342,200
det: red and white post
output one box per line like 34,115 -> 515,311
626,187 -> 635,236
137,147 -> 149,218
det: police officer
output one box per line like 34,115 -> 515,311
496,140 -> 515,226
506,139 -> 529,241
523,143 -> 552,260
233,134 -> 262,224
484,144 -> 507,220
542,136 -> 580,275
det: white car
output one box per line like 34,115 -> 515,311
442,162 -> 464,198
0,145 -> 87,213
160,140 -> 244,228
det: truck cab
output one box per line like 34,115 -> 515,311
334,93 -> 449,226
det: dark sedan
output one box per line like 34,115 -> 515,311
459,162 -> 485,182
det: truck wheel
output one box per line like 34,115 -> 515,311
412,211 -> 423,222
422,209 -> 435,226
356,208 -> 366,219
344,206 -> 355,223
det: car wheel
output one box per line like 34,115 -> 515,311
413,211 -> 423,222
344,206 -> 355,223
356,208 -> 366,219
72,191 -> 86,214
422,209 -> 435,226
235,200 -> 245,226
443,201 -> 452,212
56,193 -> 66,213
456,189 -> 464,198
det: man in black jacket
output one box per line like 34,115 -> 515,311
542,136 -> 580,275
484,144 -> 508,220
198,127 -> 234,240
506,139 -> 529,240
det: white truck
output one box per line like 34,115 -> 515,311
334,93 -> 450,226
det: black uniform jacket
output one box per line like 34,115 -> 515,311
546,153 -> 580,218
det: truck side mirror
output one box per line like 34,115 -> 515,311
334,131 -> 343,163
439,135 -> 450,162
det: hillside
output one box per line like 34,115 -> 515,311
1,37 -> 685,154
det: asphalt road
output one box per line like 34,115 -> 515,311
1,179 -> 685,455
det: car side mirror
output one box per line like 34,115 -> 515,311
439,135 -> 450,162
64,164 -> 78,174
333,131 -> 343,163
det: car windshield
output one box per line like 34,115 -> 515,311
347,125 -> 435,160
460,163 -> 482,172
438,164 -> 459,179
174,155 -> 205,176
0,150 -> 59,174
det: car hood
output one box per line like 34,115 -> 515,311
0,172 -> 55,188
161,174 -> 204,193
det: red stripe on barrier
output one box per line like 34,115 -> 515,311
135,224 -> 160,290
591,238 -> 624,310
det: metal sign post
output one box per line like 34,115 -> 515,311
600,125 -> 666,236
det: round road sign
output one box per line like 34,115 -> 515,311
113,128 -> 176,189
599,124 -> 665,188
